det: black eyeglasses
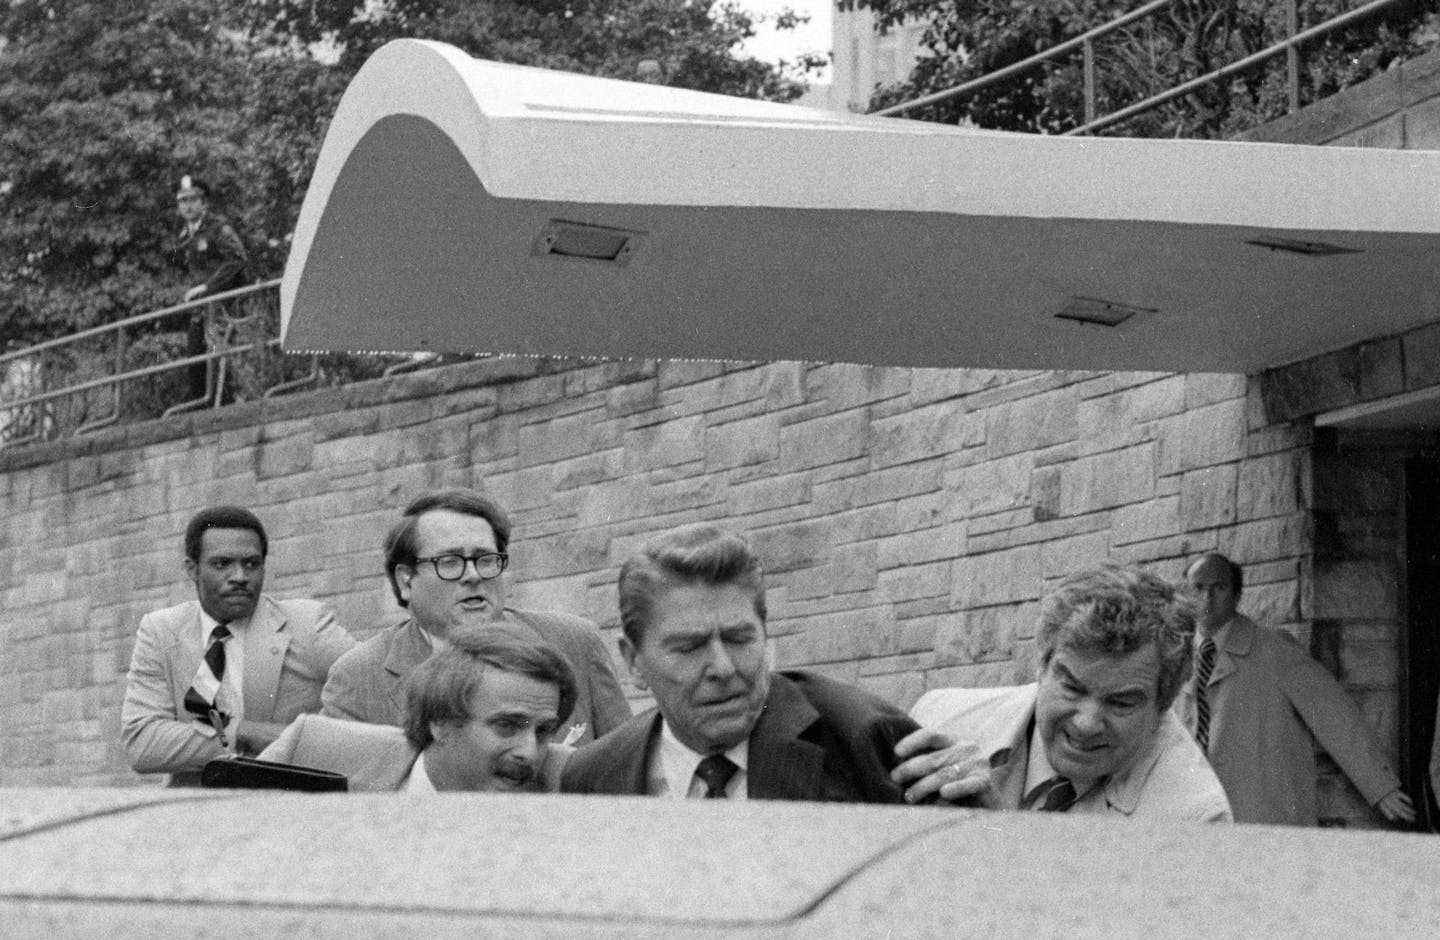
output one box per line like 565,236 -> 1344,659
412,552 -> 508,581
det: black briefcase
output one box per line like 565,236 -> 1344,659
201,756 -> 348,792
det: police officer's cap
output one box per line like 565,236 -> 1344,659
176,175 -> 206,199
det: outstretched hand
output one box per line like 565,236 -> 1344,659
891,727 -> 994,807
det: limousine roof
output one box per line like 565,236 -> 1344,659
3,788 -> 1436,936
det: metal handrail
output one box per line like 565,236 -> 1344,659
0,279 -> 281,368
1,281 -> 295,445
870,0 -> 1418,135
1064,0 -> 1412,135
872,0 -> 1174,118
0,278 -> 448,446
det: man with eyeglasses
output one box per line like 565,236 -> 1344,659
321,488 -> 631,744
121,506 -> 355,785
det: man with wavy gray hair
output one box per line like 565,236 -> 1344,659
561,523 -> 925,802
893,564 -> 1232,821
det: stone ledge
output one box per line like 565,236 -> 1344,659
0,355 -> 587,473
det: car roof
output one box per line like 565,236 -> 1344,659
2,788 -> 1436,937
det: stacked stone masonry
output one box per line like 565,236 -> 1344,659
0,354 -> 1399,826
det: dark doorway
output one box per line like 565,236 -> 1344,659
1404,457 -> 1440,831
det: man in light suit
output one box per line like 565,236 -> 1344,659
322,488 -> 630,744
261,626 -> 575,792
1179,553 -> 1414,826
893,564 -> 1232,821
121,506 -> 355,786
561,524 -> 931,803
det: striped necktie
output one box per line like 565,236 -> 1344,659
694,754 -> 739,798
1194,637 -> 1218,751
183,622 -> 232,726
1031,776 -> 1077,812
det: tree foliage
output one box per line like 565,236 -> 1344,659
0,0 -> 813,348
844,0 -> 1439,137
244,0 -> 823,98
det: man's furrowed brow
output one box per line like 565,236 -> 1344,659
1052,661 -> 1084,686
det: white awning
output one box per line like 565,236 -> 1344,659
281,39 -> 1440,373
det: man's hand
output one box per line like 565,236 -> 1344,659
184,284 -> 208,302
1374,788 -> 1416,824
891,727 -> 994,807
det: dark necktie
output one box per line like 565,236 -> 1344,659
183,622 -> 231,723
1035,776 -> 1077,812
1194,638 -> 1217,752
694,754 -> 739,799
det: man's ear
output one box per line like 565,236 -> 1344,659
429,721 -> 452,747
617,635 -> 649,692
395,563 -> 416,604
183,557 -> 199,581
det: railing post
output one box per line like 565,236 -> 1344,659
1083,37 -> 1097,131
1286,0 -> 1300,113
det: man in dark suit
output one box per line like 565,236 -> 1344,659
322,488 -> 631,745
561,524 -> 920,802
173,175 -> 250,305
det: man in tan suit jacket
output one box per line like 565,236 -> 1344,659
895,563 -> 1230,821
121,507 -> 354,785
1179,553 -> 1413,826
263,627 -> 573,792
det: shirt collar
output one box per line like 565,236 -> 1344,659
1201,615 -> 1236,648
657,720 -> 749,796
417,625 -> 449,654
405,751 -> 437,794
199,608 -> 246,637
1022,719 -> 1061,799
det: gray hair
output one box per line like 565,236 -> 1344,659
618,524 -> 766,647
1036,563 -> 1196,710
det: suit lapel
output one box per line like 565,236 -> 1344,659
985,692 -> 1036,811
746,674 -> 826,801
1210,614 -> 1255,687
589,710 -> 660,795
172,603 -> 207,714
384,620 -> 431,718
242,597 -> 289,723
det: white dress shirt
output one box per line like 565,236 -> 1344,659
403,751 -> 438,794
197,610 -> 245,745
648,721 -> 751,799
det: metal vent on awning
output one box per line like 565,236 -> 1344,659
1244,237 -> 1362,256
1054,296 -> 1155,328
533,220 -> 646,266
